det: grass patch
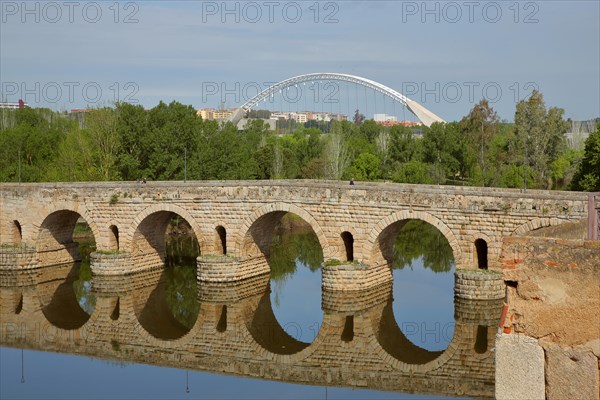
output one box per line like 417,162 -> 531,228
95,250 -> 128,255
109,192 -> 120,205
456,268 -> 501,274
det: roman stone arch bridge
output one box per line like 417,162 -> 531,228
0,180 -> 589,286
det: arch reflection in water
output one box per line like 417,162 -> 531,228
39,227 -> 97,330
245,276 -> 311,355
39,261 -> 95,330
132,266 -> 199,340
1,264 -> 503,399
266,213 -> 324,345
391,219 -> 456,352
129,214 -> 201,340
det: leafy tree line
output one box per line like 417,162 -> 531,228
0,92 -> 598,191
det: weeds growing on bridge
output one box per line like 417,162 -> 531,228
109,192 -> 120,205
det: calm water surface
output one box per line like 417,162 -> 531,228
1,216 -> 498,399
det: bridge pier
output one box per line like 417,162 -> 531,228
0,269 -> 39,320
454,269 -> 505,300
0,247 -> 37,270
322,263 -> 392,292
197,255 -> 270,283
37,242 -> 81,268
90,252 -> 133,276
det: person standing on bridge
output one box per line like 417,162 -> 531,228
350,178 -> 355,185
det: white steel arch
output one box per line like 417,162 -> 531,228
228,73 -> 446,127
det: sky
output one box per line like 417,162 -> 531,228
1,0 -> 599,122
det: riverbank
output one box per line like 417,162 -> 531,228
497,223 -> 600,400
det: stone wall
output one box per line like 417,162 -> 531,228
498,235 -> 600,399
500,236 -> 600,345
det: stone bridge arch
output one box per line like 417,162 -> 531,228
234,202 -> 334,260
511,217 -> 567,236
32,202 -> 101,250
365,210 -> 463,268
33,203 -> 103,267
122,204 -> 205,270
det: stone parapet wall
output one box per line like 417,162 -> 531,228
322,263 -> 392,291
454,269 -> 505,300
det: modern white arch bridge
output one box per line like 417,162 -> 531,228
227,73 -> 446,127
0,180 -> 591,295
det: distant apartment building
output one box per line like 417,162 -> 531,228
270,112 -> 290,120
375,120 -> 423,127
196,108 -> 235,120
374,113 -> 397,122
303,112 -> 347,122
199,107 -> 348,124
0,99 -> 28,109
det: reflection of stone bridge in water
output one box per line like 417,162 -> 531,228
1,265 -> 502,399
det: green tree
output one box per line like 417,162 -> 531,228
422,122 -> 461,183
346,152 -> 381,181
375,129 -> 391,175
0,108 -> 67,182
359,120 -> 381,143
84,107 -> 121,180
513,90 -> 569,188
145,101 -> 203,180
459,99 -> 499,184
571,123 -> 600,191
323,124 -> 350,180
115,102 -> 149,180
389,125 -> 422,164
391,160 -> 433,184
46,127 -> 103,181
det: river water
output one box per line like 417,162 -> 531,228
0,216 -> 501,399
